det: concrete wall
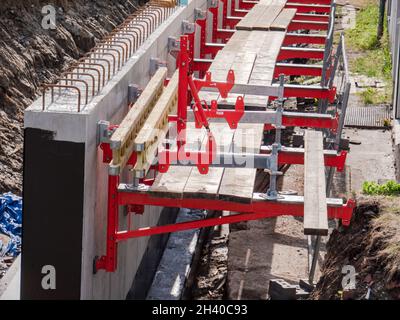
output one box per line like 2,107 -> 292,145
23,0 -> 207,300
388,0 -> 400,119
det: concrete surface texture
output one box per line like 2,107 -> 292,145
147,209 -> 206,300
23,0 -> 208,300
344,128 -> 396,191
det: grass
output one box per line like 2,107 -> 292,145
345,2 -> 393,104
358,87 -> 392,105
362,180 -> 400,196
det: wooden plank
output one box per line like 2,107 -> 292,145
253,5 -> 285,31
109,67 -> 167,171
236,5 -> 266,30
270,8 -> 297,31
149,122 -> 208,198
218,123 -> 264,203
183,123 -> 235,199
133,70 -> 179,176
246,31 -> 285,106
303,130 -> 328,236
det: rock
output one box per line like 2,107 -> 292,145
0,0 -> 135,195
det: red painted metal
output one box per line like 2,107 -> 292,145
282,113 -> 338,132
238,0 -> 256,10
282,86 -> 336,103
294,13 -> 329,22
178,36 -> 189,134
278,48 -> 325,60
95,174 -> 119,272
227,0 -> 250,17
283,34 -> 327,45
288,0 -> 332,4
100,142 -> 113,164
209,5 -> 234,43
288,20 -> 329,31
277,150 -> 347,172
220,0 -> 242,29
95,1 -> 354,273
285,3 -> 331,14
159,132 -> 216,175
115,198 -> 355,240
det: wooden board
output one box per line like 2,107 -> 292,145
109,67 -> 167,171
218,123 -> 264,203
303,130 -> 328,236
253,5 -> 286,31
270,8 -> 297,31
149,122 -> 208,198
134,70 -> 179,176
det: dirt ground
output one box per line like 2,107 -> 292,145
194,0 -> 397,300
312,196 -> 400,300
0,0 -> 136,194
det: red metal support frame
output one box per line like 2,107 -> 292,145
283,85 -> 336,103
277,149 -> 348,172
229,1 -> 248,18
288,20 -> 329,31
116,198 -> 355,242
294,13 -> 330,22
208,5 -> 234,43
95,174 -> 119,272
288,0 -> 332,4
220,0 -> 243,29
285,3 -> 331,14
195,15 -> 225,59
278,48 -> 325,60
238,0 -> 256,10
116,192 -> 356,241
274,64 -> 323,77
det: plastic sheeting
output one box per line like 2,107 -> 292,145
0,193 -> 22,257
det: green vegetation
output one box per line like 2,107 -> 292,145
346,3 -> 392,104
358,87 -> 392,105
362,180 -> 400,196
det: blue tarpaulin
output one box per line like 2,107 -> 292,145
0,193 -> 22,257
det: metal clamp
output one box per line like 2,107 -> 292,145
182,20 -> 195,34
150,57 -> 167,76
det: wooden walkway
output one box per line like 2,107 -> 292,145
149,1 -> 296,203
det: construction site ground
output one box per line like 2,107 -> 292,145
1,0 -> 399,300
191,0 -> 397,300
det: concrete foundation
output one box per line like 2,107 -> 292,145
22,1 -> 207,300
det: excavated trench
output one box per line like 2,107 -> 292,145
1,0 -> 399,300
0,0 -> 140,194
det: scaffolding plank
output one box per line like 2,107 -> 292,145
134,70 -> 179,176
149,122 -> 208,198
270,8 -> 297,31
253,5 -> 285,31
218,123 -> 264,203
183,123 -> 235,199
303,130 -> 328,236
